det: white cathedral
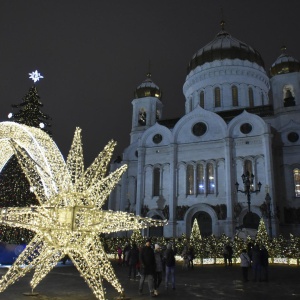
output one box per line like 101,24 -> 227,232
109,22 -> 300,239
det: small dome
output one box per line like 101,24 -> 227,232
187,22 -> 265,73
270,46 -> 300,77
134,73 -> 162,100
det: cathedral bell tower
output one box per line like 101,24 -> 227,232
130,73 -> 163,144
270,46 -> 300,112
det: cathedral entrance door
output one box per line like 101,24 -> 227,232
149,215 -> 163,237
243,212 -> 260,229
192,211 -> 212,237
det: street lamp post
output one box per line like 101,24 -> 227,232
265,192 -> 273,238
235,171 -> 262,212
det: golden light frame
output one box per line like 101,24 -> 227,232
0,122 -> 166,299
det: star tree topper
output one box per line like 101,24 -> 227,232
29,70 -> 44,83
0,122 -> 166,300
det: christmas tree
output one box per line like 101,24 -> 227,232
288,234 -> 300,260
255,218 -> 269,247
190,219 -> 202,259
8,85 -> 51,134
0,73 -> 51,244
232,234 -> 246,257
131,229 -> 144,247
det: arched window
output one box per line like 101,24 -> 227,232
244,160 -> 253,176
156,110 -> 160,120
214,87 -> 221,107
294,168 -> 300,197
186,164 -> 194,195
283,86 -> 296,107
206,163 -> 215,194
232,85 -> 238,106
153,167 -> 160,196
200,91 -> 205,108
248,88 -> 254,107
196,164 -> 204,194
244,160 -> 254,190
138,108 -> 147,126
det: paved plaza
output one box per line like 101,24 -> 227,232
1,261 -> 300,300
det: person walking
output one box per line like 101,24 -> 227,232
227,244 -> 233,266
223,244 -> 229,266
154,244 -> 163,296
240,249 -> 251,282
117,246 -> 122,266
128,243 -> 139,280
164,243 -> 176,290
181,245 -> 189,269
139,239 -> 156,297
252,244 -> 262,282
187,245 -> 195,269
260,245 -> 269,282
123,242 -> 131,266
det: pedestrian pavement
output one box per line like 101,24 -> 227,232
0,260 -> 300,300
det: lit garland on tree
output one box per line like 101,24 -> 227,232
218,233 -> 230,256
232,234 -> 245,257
288,234 -> 300,260
255,218 -> 269,247
0,122 -> 166,299
189,219 -> 202,259
205,235 -> 218,259
131,229 -> 144,247
0,72 -> 51,244
8,87 -> 51,134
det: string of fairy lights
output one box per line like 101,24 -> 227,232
0,122 -> 166,300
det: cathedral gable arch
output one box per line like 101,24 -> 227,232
184,203 -> 219,235
123,141 -> 139,160
139,123 -> 173,147
173,106 -> 227,144
238,207 -> 261,230
146,209 -> 165,220
228,110 -> 269,137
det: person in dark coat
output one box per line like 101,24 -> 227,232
128,243 -> 139,280
123,242 -> 131,266
260,246 -> 269,282
187,245 -> 195,269
139,239 -> 156,297
164,243 -> 176,290
247,241 -> 254,266
227,244 -> 233,266
153,244 -> 163,296
252,244 -> 262,282
223,245 -> 229,266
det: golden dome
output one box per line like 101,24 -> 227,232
134,73 -> 162,100
270,46 -> 300,77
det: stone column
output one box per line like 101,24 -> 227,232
164,143 -> 178,237
262,131 -> 278,236
135,147 -> 145,216
224,137 -> 234,237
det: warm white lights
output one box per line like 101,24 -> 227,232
0,121 -> 166,299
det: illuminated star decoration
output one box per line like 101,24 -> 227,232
28,70 -> 44,83
0,121 -> 166,300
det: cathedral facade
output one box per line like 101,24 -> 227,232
108,24 -> 300,238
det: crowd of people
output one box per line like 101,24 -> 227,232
240,243 -> 269,282
116,239 -> 178,297
115,240 -> 269,297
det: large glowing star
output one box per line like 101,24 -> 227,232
28,70 -> 44,82
0,122 -> 166,299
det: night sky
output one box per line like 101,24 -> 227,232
0,1 -> 299,166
